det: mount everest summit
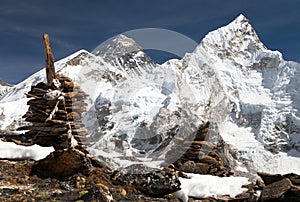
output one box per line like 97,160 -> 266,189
0,14 -> 299,176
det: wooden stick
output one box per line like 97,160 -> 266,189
43,34 -> 56,86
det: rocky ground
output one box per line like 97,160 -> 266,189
1,153 -> 299,202
0,158 -> 182,202
1,125 -> 299,201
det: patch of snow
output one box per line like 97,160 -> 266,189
174,173 -> 249,202
0,140 -> 53,160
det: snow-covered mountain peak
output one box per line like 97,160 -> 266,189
92,34 -> 142,58
196,14 -> 266,66
234,13 -> 247,22
112,34 -> 141,48
179,14 -> 300,176
92,34 -> 156,76
55,49 -> 96,70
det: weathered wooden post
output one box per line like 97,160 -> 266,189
43,34 -> 56,86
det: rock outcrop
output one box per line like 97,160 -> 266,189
166,122 -> 233,177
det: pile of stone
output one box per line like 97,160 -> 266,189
17,74 -> 89,150
166,122 -> 232,177
1,34 -> 93,180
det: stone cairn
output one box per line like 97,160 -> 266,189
6,34 -> 89,150
166,122 -> 232,177
18,74 -> 89,150
2,34 -> 92,179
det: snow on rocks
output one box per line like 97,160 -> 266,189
174,173 -> 249,202
184,14 -> 300,176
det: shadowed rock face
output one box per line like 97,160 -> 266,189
261,178 -> 292,201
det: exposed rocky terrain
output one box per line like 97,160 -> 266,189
0,158 -> 179,202
1,156 -> 299,201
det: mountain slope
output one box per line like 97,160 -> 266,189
181,14 -> 300,174
86,15 -> 300,175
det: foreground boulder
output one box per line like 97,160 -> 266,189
111,166 -> 181,197
31,147 -> 92,179
258,172 -> 300,201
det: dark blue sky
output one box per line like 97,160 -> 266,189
1,0 -> 300,84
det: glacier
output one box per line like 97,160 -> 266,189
0,14 -> 299,177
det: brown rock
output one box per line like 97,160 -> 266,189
183,141 -> 215,149
218,192 -> 252,202
209,168 -> 218,173
194,121 -> 210,141
194,141 -> 216,150
79,186 -> 113,202
31,148 -> 92,179
261,178 -> 292,201
179,161 -> 202,173
214,170 -> 227,177
169,122 -> 232,176
16,75 -> 89,149
291,185 -> 300,196
173,137 -> 184,144
256,178 -> 265,188
186,149 -> 201,156
284,173 -> 300,185
257,172 -> 284,185
198,155 -> 218,164
195,163 -> 209,174
188,145 -> 202,150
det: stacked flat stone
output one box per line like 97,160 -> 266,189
18,74 -> 89,150
166,122 -> 232,177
